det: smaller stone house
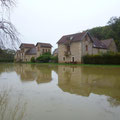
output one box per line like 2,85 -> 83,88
101,38 -> 118,52
53,48 -> 58,56
15,50 -> 21,62
15,42 -> 52,62
57,31 -> 117,63
36,42 -> 52,57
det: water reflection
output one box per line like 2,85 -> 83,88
58,66 -> 120,105
0,64 -> 120,108
14,64 -> 54,84
0,88 -> 27,120
0,64 -> 120,119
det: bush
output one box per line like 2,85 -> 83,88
83,53 -> 120,65
0,49 -> 15,62
36,52 -> 51,63
31,57 -> 35,63
51,56 -> 58,63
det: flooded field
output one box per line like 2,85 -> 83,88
0,63 -> 120,120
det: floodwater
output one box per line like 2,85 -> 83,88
0,64 -> 120,120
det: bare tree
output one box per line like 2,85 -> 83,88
0,0 -> 16,8
0,0 -> 20,49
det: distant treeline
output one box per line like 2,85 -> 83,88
0,49 -> 15,62
88,17 -> 120,51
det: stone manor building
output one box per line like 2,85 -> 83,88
15,42 -> 52,62
57,31 -> 117,63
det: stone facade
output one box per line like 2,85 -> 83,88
57,31 -> 116,63
15,43 -> 52,62
53,48 -> 58,56
101,39 -> 118,53
36,43 -> 52,57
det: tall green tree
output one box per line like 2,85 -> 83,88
89,17 -> 120,51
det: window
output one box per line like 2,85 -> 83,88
85,36 -> 88,41
67,45 -> 70,51
43,49 -> 44,53
72,57 -> 75,62
38,47 -> 40,51
86,45 -> 88,51
63,57 -> 65,61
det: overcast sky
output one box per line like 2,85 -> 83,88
11,0 -> 120,50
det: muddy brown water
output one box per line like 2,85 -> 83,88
0,63 -> 120,120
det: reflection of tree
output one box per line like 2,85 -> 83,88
58,66 -> 120,106
0,63 -> 14,75
0,88 -> 27,120
107,97 -> 120,107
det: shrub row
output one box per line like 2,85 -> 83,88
82,53 -> 120,65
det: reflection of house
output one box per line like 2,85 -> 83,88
58,66 -> 120,101
14,64 -> 52,84
15,42 -> 52,62
57,31 -> 117,63
36,66 -> 52,84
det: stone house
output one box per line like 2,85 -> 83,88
57,31 -> 117,63
15,42 -> 52,62
53,48 -> 58,56
36,42 -> 52,57
101,38 -> 118,52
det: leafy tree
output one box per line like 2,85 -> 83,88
89,17 -> 120,51
51,55 -> 58,63
36,52 -> 51,63
0,48 -> 15,62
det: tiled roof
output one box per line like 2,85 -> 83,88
92,38 -> 107,49
57,31 -> 107,49
25,47 -> 37,55
101,39 -> 113,48
36,42 -> 52,48
20,43 -> 35,48
57,32 -> 86,44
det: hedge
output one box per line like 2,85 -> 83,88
0,59 -> 14,62
82,53 -> 120,65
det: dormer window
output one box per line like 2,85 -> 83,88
70,36 -> 74,40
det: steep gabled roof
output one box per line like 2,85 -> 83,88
36,42 -> 52,48
57,31 -> 87,44
20,43 -> 35,48
57,31 -> 107,49
101,39 -> 114,48
92,38 -> 107,49
25,47 -> 37,55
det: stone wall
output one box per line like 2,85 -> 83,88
108,40 -> 118,52
58,42 -> 82,63
24,55 -> 36,62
